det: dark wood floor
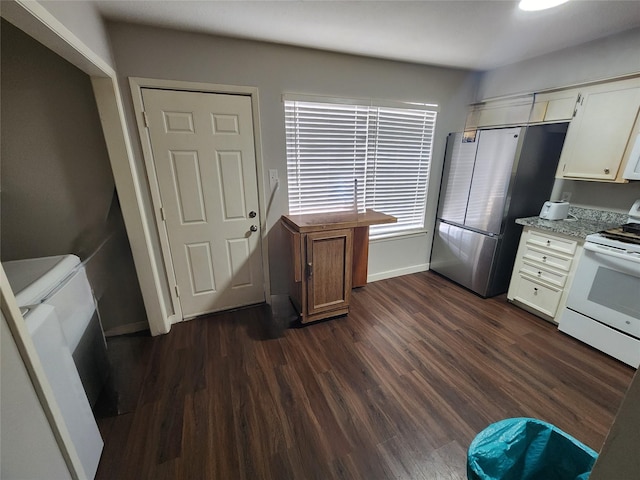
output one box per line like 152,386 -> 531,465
95,271 -> 635,480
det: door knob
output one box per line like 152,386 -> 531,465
250,225 -> 258,232
249,211 -> 257,218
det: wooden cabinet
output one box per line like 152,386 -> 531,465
281,210 -> 396,324
556,77 -> 640,182
507,227 -> 583,323
304,229 -> 353,319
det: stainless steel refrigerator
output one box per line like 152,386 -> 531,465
431,124 -> 568,297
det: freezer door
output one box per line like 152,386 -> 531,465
437,133 -> 478,225
465,128 -> 521,234
430,220 -> 500,297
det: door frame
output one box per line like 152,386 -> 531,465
129,77 -> 270,322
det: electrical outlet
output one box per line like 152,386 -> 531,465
269,169 -> 279,189
560,191 -> 572,202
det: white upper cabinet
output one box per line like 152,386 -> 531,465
556,77 -> 640,182
466,95 -> 534,129
529,89 -> 580,123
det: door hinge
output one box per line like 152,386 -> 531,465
143,111 -> 149,128
160,207 -> 166,221
174,285 -> 180,297
573,93 -> 582,117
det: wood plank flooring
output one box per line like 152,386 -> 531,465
95,271 -> 635,479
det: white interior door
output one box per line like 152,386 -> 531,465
141,88 -> 264,318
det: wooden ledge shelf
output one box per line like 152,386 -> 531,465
281,210 -> 396,324
281,209 -> 397,233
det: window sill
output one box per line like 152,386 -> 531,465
369,228 -> 428,243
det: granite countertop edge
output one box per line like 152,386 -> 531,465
515,206 -> 628,240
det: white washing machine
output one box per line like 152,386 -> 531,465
3,254 -> 109,406
21,303 -> 103,479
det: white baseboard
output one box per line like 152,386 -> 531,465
367,263 -> 429,283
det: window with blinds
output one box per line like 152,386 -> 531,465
284,97 -> 438,237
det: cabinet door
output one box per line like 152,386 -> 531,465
512,274 -> 563,318
530,90 -> 579,123
465,128 -> 521,234
558,82 -> 640,181
305,229 -> 352,317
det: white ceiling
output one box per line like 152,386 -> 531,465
94,0 -> 640,70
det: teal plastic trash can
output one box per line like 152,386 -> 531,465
467,418 -> 598,480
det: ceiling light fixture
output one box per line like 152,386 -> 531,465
519,0 -> 570,11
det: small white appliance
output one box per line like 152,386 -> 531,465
22,303 -> 103,479
539,201 -> 570,220
558,200 -> 640,367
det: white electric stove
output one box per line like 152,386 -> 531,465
558,200 -> 640,368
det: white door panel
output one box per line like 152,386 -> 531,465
141,89 -> 264,318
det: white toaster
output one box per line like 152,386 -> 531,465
539,201 -> 569,220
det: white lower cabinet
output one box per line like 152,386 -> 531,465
507,227 -> 583,323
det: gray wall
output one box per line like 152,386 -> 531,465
590,369 -> 640,480
106,21 -> 477,294
477,28 -> 640,213
1,19 -> 114,259
1,20 -> 145,333
39,0 -> 115,68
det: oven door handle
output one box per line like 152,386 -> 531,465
584,242 -> 640,265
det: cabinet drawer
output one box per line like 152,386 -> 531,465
520,260 -> 567,288
513,274 -> 562,318
527,230 -> 577,255
522,245 -> 573,272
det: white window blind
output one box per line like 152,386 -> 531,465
285,97 -> 437,237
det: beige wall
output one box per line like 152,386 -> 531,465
477,28 -> 640,213
1,20 -> 146,333
106,21 -> 477,294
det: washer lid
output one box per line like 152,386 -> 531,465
3,255 -> 81,306
20,303 -> 59,335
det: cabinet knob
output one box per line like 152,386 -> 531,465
542,256 -> 547,262
604,168 -> 610,174
249,210 -> 257,218
537,271 -> 542,277
250,225 -> 258,232
307,262 -> 313,277
546,240 -> 551,246
533,287 -> 538,295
